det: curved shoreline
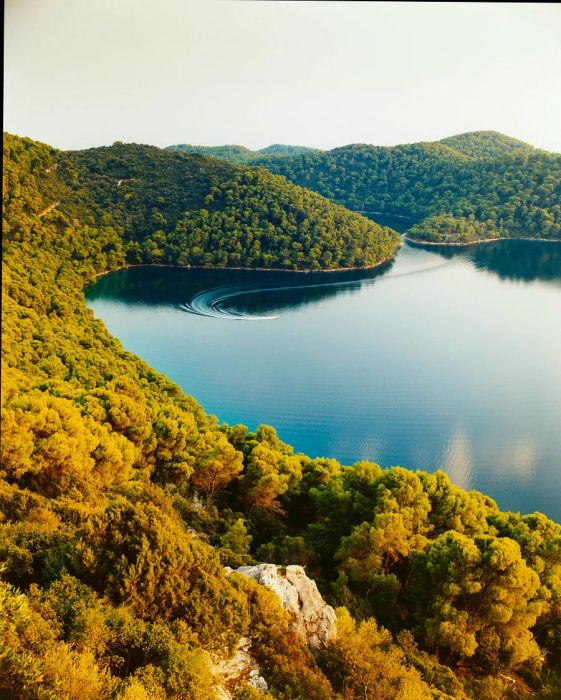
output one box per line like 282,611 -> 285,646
91,245 -> 401,282
404,234 -> 561,247
89,233 -> 561,286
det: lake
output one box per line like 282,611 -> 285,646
86,236 -> 561,522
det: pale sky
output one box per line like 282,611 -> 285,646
4,1 -> 561,152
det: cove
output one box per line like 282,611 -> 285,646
86,238 -> 561,522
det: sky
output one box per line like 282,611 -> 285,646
4,1 -> 561,152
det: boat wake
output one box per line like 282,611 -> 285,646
180,258 -> 455,320
181,283 -> 281,320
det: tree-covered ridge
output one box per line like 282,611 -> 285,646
257,144 -> 320,157
169,132 -> 542,165
439,131 -> 539,159
139,169 -> 399,270
166,144 -> 258,164
62,141 -> 399,270
247,135 -> 561,243
2,133 -> 561,699
166,143 -> 321,164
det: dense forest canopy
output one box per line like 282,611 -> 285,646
2,133 -> 561,699
181,131 -> 561,244
166,143 -> 321,165
438,131 -> 541,159
166,144 -> 258,164
62,141 -> 399,271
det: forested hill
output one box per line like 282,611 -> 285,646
166,143 -> 257,164
166,143 -> 320,163
230,132 -> 561,244
171,132 -> 536,165
53,140 -> 399,270
438,131 -> 539,158
2,133 -> 561,698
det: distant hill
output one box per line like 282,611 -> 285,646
166,143 -> 257,164
258,144 -> 320,157
166,142 -> 321,164
247,132 -> 561,243
3,136 -> 398,272
439,130 -> 539,158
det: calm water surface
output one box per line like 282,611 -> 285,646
86,237 -> 561,521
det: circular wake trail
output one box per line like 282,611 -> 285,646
182,283 -> 281,320
180,258 -> 455,320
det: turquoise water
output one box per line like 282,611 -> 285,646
86,238 -> 561,521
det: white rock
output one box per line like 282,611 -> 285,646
234,564 -> 337,648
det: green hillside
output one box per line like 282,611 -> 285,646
243,133 -> 561,243
2,133 -> 561,699
166,143 -> 257,164
256,144 -> 320,157
59,141 -> 399,270
439,131 -> 539,158
167,143 -> 320,164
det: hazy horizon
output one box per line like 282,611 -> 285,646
3,129 -> 559,156
5,1 -> 561,153
163,130 -> 557,153
6,130 -> 559,156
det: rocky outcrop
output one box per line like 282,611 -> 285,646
214,564 -> 336,696
212,636 -> 268,699
234,564 -> 337,648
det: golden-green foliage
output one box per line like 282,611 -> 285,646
318,608 -> 433,700
489,512 -> 561,664
231,574 -> 334,700
298,461 -> 560,691
410,533 -> 542,669
236,425 -> 303,512
219,519 -> 253,568
0,577 -> 115,700
0,575 -> 220,700
1,133 -> 322,696
2,132 -> 561,699
75,496 -> 249,654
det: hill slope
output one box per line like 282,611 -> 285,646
256,140 -> 561,243
2,133 -> 561,699
185,132 -> 560,244
166,143 -> 257,164
58,141 -> 400,270
167,142 -> 321,163
439,130 -> 539,158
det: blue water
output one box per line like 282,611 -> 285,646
86,238 -> 561,521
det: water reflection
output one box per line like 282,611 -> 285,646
440,429 -> 473,491
87,260 -> 397,316
356,436 -> 384,463
496,438 -> 538,480
406,238 -> 561,283
88,239 -> 561,323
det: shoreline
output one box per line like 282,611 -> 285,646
89,232 -> 561,285
90,245 -> 401,282
404,234 -> 561,247
352,209 -> 415,221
